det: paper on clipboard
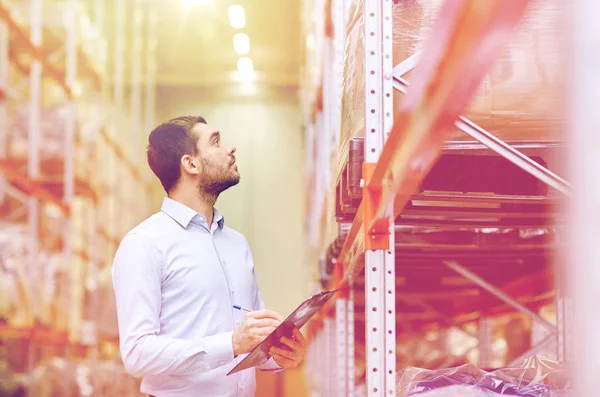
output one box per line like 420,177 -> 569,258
227,289 -> 337,376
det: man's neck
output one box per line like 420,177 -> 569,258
169,187 -> 218,226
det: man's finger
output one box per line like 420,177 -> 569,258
270,346 -> 299,361
292,328 -> 307,348
254,326 -> 277,337
272,354 -> 296,368
280,336 -> 302,352
248,309 -> 283,322
251,318 -> 281,329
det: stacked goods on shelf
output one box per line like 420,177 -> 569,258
396,355 -> 570,397
0,1 -> 159,396
338,0 -> 563,173
304,0 -> 569,395
0,354 -> 144,397
332,0 -> 562,329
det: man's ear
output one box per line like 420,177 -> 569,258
181,155 -> 200,175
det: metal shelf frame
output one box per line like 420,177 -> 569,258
0,1 -> 159,396
306,1 -> 576,396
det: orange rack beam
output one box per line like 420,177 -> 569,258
0,3 -> 152,192
329,0 -> 532,293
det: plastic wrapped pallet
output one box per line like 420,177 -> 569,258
396,355 -> 570,397
337,0 -> 564,177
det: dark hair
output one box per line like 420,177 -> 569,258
147,116 -> 207,193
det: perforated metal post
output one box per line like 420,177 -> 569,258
144,5 -> 158,216
0,21 -> 7,203
336,298 -> 348,396
363,0 -> 395,396
332,0 -> 345,152
324,317 -> 336,396
64,1 -> 78,396
27,2 -> 42,394
479,317 -> 492,368
130,4 -> 143,224
347,286 -> 356,396
113,0 -> 125,238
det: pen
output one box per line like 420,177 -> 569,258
233,305 -> 252,312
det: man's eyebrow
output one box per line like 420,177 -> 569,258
209,131 -> 220,140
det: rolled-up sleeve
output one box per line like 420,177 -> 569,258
112,233 -> 234,377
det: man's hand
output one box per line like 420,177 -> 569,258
232,310 -> 283,356
269,327 -> 307,369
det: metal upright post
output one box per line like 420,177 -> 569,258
144,5 -> 157,216
28,0 -> 42,314
144,5 -> 157,136
113,0 -> 125,238
478,317 -> 492,368
569,0 -> 600,394
332,0 -> 344,154
323,317 -> 335,397
347,286 -> 355,396
336,298 -> 348,397
64,1 -> 78,396
27,3 -> 42,396
130,4 -> 143,224
0,21 -> 7,203
363,0 -> 395,396
94,0 -> 108,99
89,0 -> 104,374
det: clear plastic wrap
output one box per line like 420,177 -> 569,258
338,0 -> 564,177
397,355 -> 570,397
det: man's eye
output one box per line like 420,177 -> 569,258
214,139 -> 220,145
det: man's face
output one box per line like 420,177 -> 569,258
192,122 -> 240,195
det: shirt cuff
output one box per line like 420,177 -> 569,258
203,331 -> 235,371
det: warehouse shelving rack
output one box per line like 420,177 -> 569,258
305,1 -> 578,396
0,0 -> 159,396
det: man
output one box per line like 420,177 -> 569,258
112,116 -> 307,397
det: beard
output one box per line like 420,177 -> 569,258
197,160 -> 240,197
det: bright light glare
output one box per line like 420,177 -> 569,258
228,5 -> 246,29
306,34 -> 315,51
184,0 -> 210,6
236,57 -> 255,81
183,0 -> 212,12
233,33 -> 250,55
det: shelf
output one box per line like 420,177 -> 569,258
0,2 -> 151,191
330,0 -> 537,290
0,159 -> 70,214
0,323 -> 121,351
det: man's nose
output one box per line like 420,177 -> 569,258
228,145 -> 237,155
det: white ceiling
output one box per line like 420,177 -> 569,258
152,0 -> 303,87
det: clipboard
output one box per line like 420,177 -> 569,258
227,289 -> 337,376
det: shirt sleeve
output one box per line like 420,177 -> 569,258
245,241 -> 284,372
112,233 -> 234,377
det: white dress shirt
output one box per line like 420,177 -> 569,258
112,197 -> 280,397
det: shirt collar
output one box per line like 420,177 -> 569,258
161,197 -> 225,230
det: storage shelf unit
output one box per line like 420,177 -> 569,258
0,0 -> 160,396
303,1 -> 576,396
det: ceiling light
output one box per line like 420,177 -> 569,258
228,5 -> 246,29
306,34 -> 315,51
184,0 -> 211,8
236,57 -> 255,81
233,33 -> 250,55
237,57 -> 254,73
